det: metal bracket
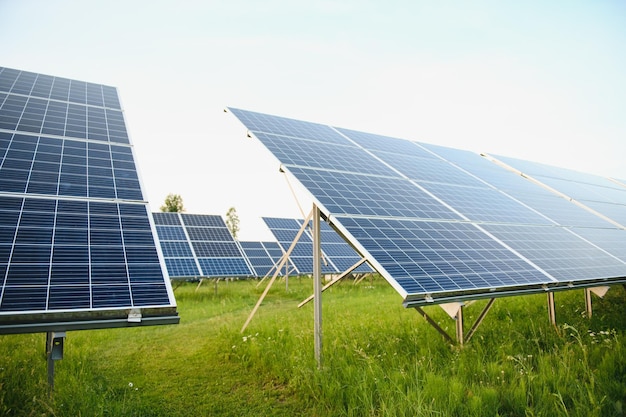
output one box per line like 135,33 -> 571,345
47,331 -> 66,394
128,308 -> 142,323
413,298 -> 496,345
585,286 -> 610,318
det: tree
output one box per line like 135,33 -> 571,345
160,193 -> 185,212
225,207 -> 240,240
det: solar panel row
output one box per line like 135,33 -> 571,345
154,211 -> 373,279
153,212 -> 252,278
228,107 -> 626,306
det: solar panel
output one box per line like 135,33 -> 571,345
229,107 -> 626,306
0,67 -> 178,333
492,155 -> 626,226
153,212 -> 252,278
239,241 -> 284,277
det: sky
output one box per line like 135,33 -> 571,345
1,0 -> 625,240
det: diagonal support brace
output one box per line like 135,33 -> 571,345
298,258 -> 367,308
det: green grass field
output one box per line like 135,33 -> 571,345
0,276 -> 624,416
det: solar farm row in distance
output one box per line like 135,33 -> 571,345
0,67 -> 178,333
228,107 -> 626,306
238,240 -> 283,277
263,217 -> 373,275
153,212 -> 253,279
153,211 -> 373,279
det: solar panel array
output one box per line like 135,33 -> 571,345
229,108 -> 626,306
153,212 -> 252,278
0,67 -> 177,333
263,217 -> 373,275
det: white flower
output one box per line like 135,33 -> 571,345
128,382 -> 134,388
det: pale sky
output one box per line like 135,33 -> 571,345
1,0 -> 625,240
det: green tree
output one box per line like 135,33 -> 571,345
225,207 -> 240,240
160,193 -> 185,212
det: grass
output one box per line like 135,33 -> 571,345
0,276 -> 624,416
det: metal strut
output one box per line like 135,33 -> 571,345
413,299 -> 496,345
312,205 -> 323,368
241,209 -> 314,333
298,257 -> 367,308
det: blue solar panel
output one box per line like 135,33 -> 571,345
229,107 -> 626,306
286,167 -> 463,220
335,127 -> 438,158
239,241 -> 284,277
481,223 -> 626,281
255,132 -> 399,176
0,67 -> 177,332
493,155 -> 626,223
153,212 -> 252,278
334,216 -> 550,299
153,212 -> 200,278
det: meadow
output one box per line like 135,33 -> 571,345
0,275 -> 624,416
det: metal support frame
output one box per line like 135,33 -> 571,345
298,258 -> 367,307
584,288 -> 593,318
46,331 -> 66,394
584,286 -> 610,318
456,306 -> 464,345
241,209 -> 314,333
413,306 -> 454,343
547,292 -> 556,327
312,205 -> 323,368
413,298 -> 495,345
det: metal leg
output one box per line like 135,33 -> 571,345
46,331 -> 66,395
584,288 -> 593,318
547,292 -> 556,327
312,205 -> 323,368
465,299 -> 495,343
413,307 -> 455,344
456,306 -> 464,345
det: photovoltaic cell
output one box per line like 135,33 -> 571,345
229,107 -> 626,306
0,67 -> 177,333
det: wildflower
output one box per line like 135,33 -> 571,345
128,382 -> 134,388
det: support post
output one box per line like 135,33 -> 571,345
312,205 -> 323,368
547,292 -> 556,327
584,288 -> 593,318
456,305 -> 464,345
46,331 -> 66,394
